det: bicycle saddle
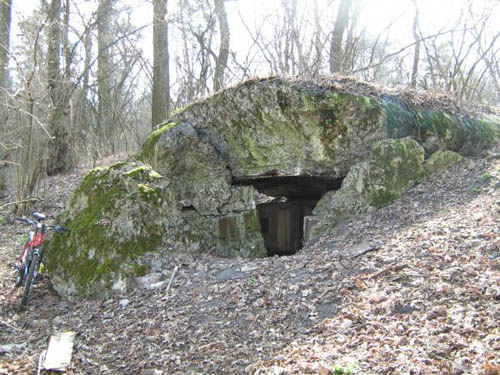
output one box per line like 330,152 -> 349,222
33,212 -> 46,221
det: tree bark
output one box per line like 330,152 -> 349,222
0,0 -> 11,195
97,0 -> 113,150
46,0 -> 72,175
0,0 -> 12,89
62,0 -> 71,75
47,0 -> 61,100
213,0 -> 229,91
329,0 -> 350,74
410,0 -> 420,88
152,0 -> 170,129
343,0 -> 360,73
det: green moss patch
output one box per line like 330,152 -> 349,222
136,122 -> 179,166
46,161 -> 171,297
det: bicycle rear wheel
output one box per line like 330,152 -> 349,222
15,264 -> 25,287
21,253 -> 39,306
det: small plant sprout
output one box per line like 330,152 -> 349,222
330,362 -> 358,375
480,172 -> 492,180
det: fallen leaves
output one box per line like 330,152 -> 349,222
355,278 -> 364,291
484,358 -> 500,375
0,152 -> 500,374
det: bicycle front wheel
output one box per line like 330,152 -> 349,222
21,252 -> 40,307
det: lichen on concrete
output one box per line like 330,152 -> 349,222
308,137 -> 425,239
424,150 -> 464,175
47,77 -> 500,298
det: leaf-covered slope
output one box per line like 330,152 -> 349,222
1,148 -> 500,374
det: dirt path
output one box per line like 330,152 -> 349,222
1,153 -> 500,374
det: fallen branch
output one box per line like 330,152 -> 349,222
0,320 -> 20,331
363,263 -> 409,281
165,265 -> 179,295
318,286 -> 338,300
0,160 -> 21,166
0,197 -> 43,211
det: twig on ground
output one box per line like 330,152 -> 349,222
165,265 -> 179,295
0,198 -> 43,211
363,263 -> 409,280
0,320 -> 21,331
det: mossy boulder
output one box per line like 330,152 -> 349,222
45,162 -> 175,297
307,137 -> 425,239
46,161 -> 266,298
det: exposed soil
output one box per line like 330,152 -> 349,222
1,149 -> 500,375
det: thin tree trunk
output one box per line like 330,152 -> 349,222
0,0 -> 12,89
62,0 -> 71,76
47,0 -> 61,101
152,0 -> 170,129
311,0 -> 323,76
97,0 -> 113,151
46,0 -> 72,175
213,0 -> 229,91
410,0 -> 420,88
343,0 -> 360,72
329,0 -> 350,73
0,0 -> 11,195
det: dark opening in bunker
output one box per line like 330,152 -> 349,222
234,175 -> 343,256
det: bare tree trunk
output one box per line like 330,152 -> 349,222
0,0 -> 11,89
152,0 -> 170,129
329,0 -> 350,74
410,0 -> 420,88
47,0 -> 61,101
62,0 -> 71,75
0,0 -> 12,195
82,29 -> 92,99
213,0 -> 229,91
97,0 -> 113,152
311,0 -> 323,76
343,0 -> 360,72
46,0 -> 72,175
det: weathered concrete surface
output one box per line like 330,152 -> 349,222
305,137 -> 425,240
46,77 -> 500,297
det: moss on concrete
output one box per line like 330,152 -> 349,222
49,78 -> 500,298
311,137 -> 425,238
217,209 -> 266,258
425,150 -> 463,175
46,161 -> 170,297
136,122 -> 179,167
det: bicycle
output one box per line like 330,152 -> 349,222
15,212 -> 68,307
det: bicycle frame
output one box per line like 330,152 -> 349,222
14,212 -> 68,306
17,227 -> 45,267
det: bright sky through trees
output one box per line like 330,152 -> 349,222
12,0 -> 499,63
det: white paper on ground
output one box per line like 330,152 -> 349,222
42,331 -> 76,371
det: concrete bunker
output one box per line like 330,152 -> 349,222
234,176 -> 343,256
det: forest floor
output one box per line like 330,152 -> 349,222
0,149 -> 500,375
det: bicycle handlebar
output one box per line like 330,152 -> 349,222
15,217 -> 35,226
15,217 -> 69,233
51,225 -> 69,233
